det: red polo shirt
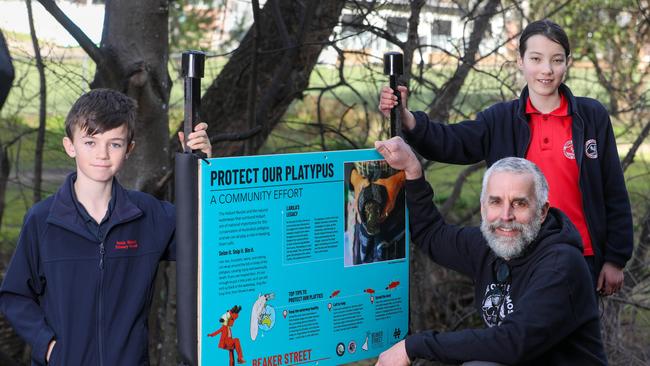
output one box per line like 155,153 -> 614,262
525,94 -> 593,256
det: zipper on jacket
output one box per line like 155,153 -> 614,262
98,241 -> 105,366
99,241 -> 105,269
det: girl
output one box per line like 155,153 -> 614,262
379,19 -> 632,297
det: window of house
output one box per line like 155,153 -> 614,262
387,16 -> 408,37
432,20 -> 452,37
341,14 -> 364,36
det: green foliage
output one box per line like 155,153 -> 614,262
0,115 -> 73,252
169,0 -> 218,52
169,0 -> 249,53
425,163 -> 484,223
1,47 -> 94,119
530,0 -> 649,121
220,11 -> 250,52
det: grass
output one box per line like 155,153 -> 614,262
1,40 -> 649,366
1,41 -> 649,250
0,121 -> 73,250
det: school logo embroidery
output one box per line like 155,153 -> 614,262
585,139 -> 598,159
481,283 -> 514,327
115,239 -> 138,250
563,140 -> 575,159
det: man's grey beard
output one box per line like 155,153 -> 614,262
480,211 -> 543,259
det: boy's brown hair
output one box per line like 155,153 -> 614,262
65,88 -> 137,143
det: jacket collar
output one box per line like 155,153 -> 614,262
516,83 -> 586,167
525,92 -> 569,117
47,173 -> 142,241
517,83 -> 579,120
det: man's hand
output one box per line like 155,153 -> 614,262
376,340 -> 410,366
178,122 -> 212,157
46,340 -> 56,363
378,85 -> 416,130
375,137 -> 422,180
597,262 -> 624,296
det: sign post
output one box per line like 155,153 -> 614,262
177,50 -> 410,366
383,52 -> 404,137
176,50 -> 205,366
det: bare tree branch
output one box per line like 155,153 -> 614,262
36,0 -> 104,66
247,0 -> 262,154
621,120 -> 650,171
427,0 -> 500,122
210,126 -> 263,144
26,0 -> 47,204
270,0 -> 292,48
439,161 -> 485,216
255,0 -> 320,128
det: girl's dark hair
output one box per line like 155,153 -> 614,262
519,19 -> 570,58
65,88 -> 137,143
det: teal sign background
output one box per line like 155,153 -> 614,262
198,149 -> 409,366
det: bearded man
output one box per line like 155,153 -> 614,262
374,137 -> 607,366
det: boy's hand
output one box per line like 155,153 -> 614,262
46,340 -> 56,363
178,122 -> 212,158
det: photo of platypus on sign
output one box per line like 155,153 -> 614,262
344,160 -> 406,266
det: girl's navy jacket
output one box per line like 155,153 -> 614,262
404,84 -> 633,272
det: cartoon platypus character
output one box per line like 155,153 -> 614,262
208,305 -> 245,365
250,293 -> 275,341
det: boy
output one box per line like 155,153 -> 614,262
0,89 -> 211,365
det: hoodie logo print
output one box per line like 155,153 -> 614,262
481,283 -> 514,327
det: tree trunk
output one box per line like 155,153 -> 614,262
37,0 -> 172,192
427,0 -> 501,123
408,0 -> 501,334
90,0 -> 172,193
0,131 -> 31,234
402,0 -> 425,83
26,0 -> 47,204
147,262 -> 177,365
399,0 -> 435,336
0,146 -> 9,232
200,0 -> 347,157
94,0 -> 171,192
621,119 -> 650,171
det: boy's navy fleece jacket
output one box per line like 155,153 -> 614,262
403,84 -> 632,271
0,173 -> 175,366
404,177 -> 607,365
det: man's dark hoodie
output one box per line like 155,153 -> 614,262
404,177 -> 607,365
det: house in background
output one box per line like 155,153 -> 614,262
321,0 -> 522,66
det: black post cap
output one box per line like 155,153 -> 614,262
383,52 -> 404,76
181,50 -> 206,78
